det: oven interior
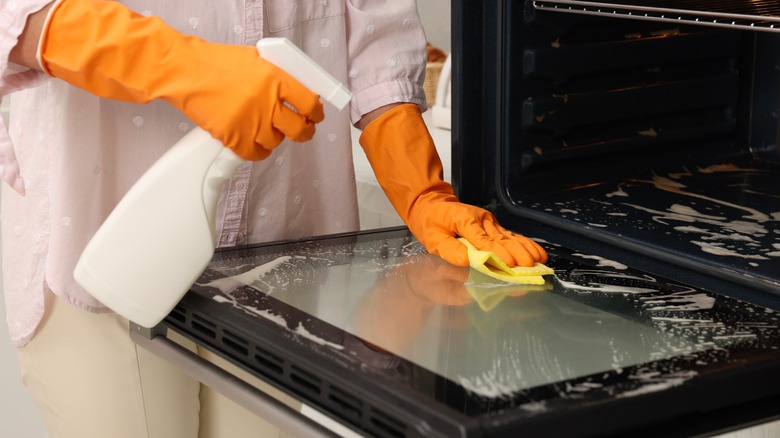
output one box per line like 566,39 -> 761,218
452,0 -> 780,298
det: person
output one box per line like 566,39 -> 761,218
1,0 -> 548,436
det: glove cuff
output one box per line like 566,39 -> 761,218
35,0 -> 63,71
358,103 -> 454,220
39,0 -> 186,103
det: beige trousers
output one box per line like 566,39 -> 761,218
17,291 -> 299,438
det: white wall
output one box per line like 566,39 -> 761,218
417,0 -> 451,52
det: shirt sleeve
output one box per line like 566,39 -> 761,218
0,0 -> 52,95
345,0 -> 428,125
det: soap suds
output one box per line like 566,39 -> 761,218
201,256 -> 296,293
557,278 -> 657,294
692,241 -> 769,260
295,323 -> 344,350
642,292 -> 715,312
618,370 -> 697,398
572,253 -> 628,270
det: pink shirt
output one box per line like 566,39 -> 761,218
0,0 -> 427,346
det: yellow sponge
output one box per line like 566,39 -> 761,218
458,237 -> 554,285
464,269 -> 553,312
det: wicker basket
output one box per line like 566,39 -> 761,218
424,61 -> 445,107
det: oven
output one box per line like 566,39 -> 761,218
135,1 -> 780,437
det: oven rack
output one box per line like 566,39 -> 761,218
533,0 -> 780,33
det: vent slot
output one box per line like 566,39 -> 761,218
192,314 -> 217,339
369,410 -> 406,438
254,347 -> 284,376
222,329 -> 249,356
290,366 -> 322,396
168,306 -> 186,324
328,386 -> 363,421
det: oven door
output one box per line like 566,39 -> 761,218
159,226 -> 780,438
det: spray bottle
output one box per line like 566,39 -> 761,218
73,38 -> 351,328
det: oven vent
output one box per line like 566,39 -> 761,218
164,306 -> 409,438
534,0 -> 780,33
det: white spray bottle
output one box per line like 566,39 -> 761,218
73,38 -> 351,328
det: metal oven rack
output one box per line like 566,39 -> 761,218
533,0 -> 780,32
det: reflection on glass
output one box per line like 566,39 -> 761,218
197,235 -> 719,399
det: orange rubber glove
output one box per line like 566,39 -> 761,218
352,255 -> 473,353
359,104 -> 548,267
38,0 -> 324,161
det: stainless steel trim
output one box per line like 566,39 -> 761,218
129,325 -> 342,438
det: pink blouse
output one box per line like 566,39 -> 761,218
0,0 -> 427,346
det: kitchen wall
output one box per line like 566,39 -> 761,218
417,0 -> 451,52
